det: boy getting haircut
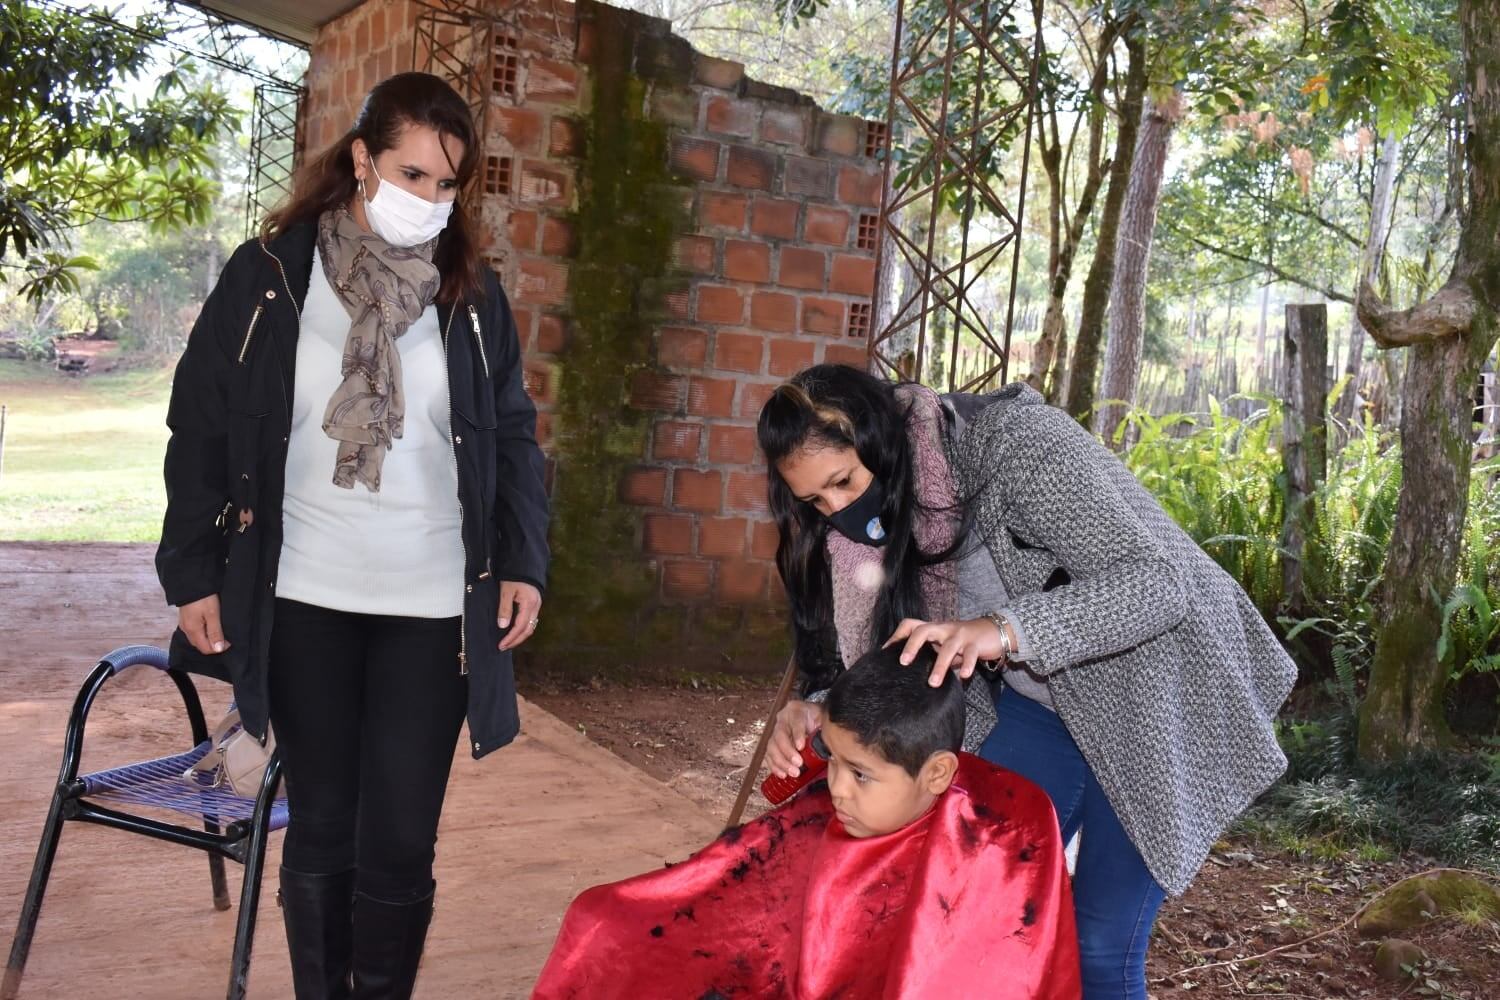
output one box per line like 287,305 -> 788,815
818,645 -> 966,840
535,647 -> 1083,999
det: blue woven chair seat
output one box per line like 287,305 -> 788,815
78,743 -> 289,829
7,646 -> 287,1000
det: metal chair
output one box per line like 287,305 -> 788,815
2,645 -> 286,1000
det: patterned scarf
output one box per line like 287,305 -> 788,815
826,384 -> 961,666
316,208 -> 441,493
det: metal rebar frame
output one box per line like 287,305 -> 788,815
870,0 -> 1042,392
244,82 -> 306,240
413,0 -> 500,198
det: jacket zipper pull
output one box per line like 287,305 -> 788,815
238,305 -> 263,365
467,305 -> 490,380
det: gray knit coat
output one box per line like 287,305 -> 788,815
950,384 -> 1297,896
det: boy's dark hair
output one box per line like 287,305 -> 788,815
825,644 -> 965,777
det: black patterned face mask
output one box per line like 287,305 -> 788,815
823,478 -> 889,547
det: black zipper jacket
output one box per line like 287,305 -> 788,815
155,222 -> 550,758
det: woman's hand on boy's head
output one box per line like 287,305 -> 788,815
885,617 -> 1005,687
768,699 -> 826,778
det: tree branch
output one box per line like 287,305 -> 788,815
1356,275 -> 1475,348
1058,2 -> 1099,81
1166,225 -> 1356,304
1056,14 -> 1118,253
1282,201 -> 1364,250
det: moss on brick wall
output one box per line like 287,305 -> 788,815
531,2 -> 688,668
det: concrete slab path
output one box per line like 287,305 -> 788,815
0,543 -> 719,999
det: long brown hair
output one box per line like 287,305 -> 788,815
263,72 -> 484,303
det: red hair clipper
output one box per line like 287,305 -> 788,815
760,731 -> 829,805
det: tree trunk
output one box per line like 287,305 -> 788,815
886,207 -> 924,379
1229,320 -> 1245,414
1280,304 -> 1329,617
1096,93 -> 1181,449
928,301 -> 949,387
873,170 -> 900,360
1030,191 -> 1081,402
1027,18 -> 1120,401
1032,299 -> 1068,400
205,240 -> 219,298
1065,30 -> 1148,422
1215,301 -> 1231,397
1029,124 -> 1065,398
1358,331 -> 1491,758
1254,280 -> 1271,391
1382,348 -> 1404,426
1356,0 -> 1500,762
1336,132 -> 1401,424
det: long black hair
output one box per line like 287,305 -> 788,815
756,364 -> 965,693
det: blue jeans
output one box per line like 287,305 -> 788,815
979,685 -> 1166,1000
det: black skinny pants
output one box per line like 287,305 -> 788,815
268,598 -> 467,903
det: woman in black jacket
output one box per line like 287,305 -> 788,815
156,73 -> 549,999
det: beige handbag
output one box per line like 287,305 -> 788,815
183,708 -> 277,798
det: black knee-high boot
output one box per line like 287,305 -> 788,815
278,867 -> 355,1000
349,883 -> 435,1000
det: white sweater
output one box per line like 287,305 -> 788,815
276,250 -> 465,618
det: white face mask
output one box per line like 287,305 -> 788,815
361,158 -> 454,247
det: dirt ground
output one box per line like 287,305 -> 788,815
521,679 -> 777,823
3,542 -> 1495,999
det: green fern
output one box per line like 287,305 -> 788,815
1120,401 -> 1500,713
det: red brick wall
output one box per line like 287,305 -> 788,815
302,0 -> 418,155
632,59 -> 881,611
301,0 -> 881,673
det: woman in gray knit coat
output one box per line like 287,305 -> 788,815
757,364 -> 1296,1000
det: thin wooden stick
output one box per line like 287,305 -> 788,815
724,653 -> 798,831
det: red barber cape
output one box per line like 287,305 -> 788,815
532,754 -> 1081,999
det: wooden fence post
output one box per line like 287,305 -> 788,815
1280,304 -> 1329,615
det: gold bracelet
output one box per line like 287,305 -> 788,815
983,611 -> 1013,662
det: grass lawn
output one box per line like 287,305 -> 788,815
0,359 -> 174,542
